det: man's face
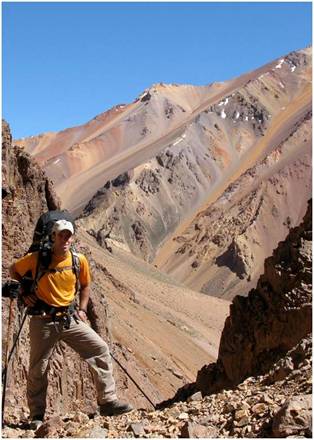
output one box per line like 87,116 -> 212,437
53,230 -> 73,255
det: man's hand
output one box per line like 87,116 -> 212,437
78,285 -> 90,322
77,310 -> 88,322
22,294 -> 38,307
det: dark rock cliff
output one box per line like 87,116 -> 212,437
2,121 -> 105,421
2,119 -> 60,276
196,199 -> 312,394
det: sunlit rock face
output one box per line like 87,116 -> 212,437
17,47 -> 312,298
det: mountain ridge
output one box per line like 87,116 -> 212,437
15,46 -> 312,299
16,48 -> 311,213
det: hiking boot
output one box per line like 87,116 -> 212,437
29,414 -> 44,430
99,400 -> 133,416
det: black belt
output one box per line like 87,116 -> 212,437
28,300 -> 77,329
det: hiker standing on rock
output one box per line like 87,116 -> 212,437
9,219 -> 133,429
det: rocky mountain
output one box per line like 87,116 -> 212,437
16,47 -> 312,299
3,164 -> 312,438
2,121 -> 229,426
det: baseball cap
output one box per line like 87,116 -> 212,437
52,219 -> 74,235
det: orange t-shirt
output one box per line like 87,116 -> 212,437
14,251 -> 91,307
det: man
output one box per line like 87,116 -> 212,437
9,219 -> 133,429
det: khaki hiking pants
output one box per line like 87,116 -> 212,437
27,316 -> 117,417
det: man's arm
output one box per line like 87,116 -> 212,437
9,264 -> 22,281
77,285 -> 90,321
9,263 -> 38,306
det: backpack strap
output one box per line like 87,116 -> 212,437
70,250 -> 81,296
30,251 -> 48,296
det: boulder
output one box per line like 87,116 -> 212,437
272,394 -> 312,438
180,421 -> 219,438
34,415 -> 63,438
127,422 -> 146,437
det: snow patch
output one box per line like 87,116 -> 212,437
173,138 -> 182,146
235,111 -> 240,119
218,97 -> 229,106
221,109 -> 227,119
53,159 -> 61,165
279,82 -> 285,89
173,134 -> 186,146
275,59 -> 285,69
291,65 -> 296,72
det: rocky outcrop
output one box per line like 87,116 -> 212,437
272,394 -> 312,438
2,119 -> 60,276
195,199 -> 312,394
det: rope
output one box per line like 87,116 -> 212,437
110,353 -> 156,410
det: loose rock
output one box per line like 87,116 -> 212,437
272,394 -> 312,437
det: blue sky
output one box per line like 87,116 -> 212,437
2,1 -> 312,139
